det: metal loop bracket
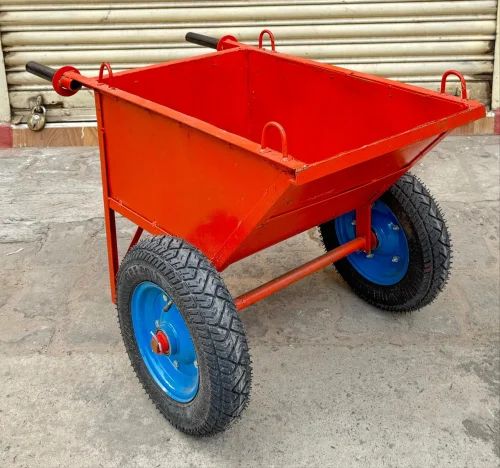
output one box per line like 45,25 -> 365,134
52,65 -> 80,97
99,62 -> 114,82
261,121 -> 288,160
258,29 -> 276,51
440,70 -> 467,99
217,35 -> 238,51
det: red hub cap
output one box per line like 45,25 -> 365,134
151,330 -> 170,355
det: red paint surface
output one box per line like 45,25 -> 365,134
0,125 -> 13,148
440,70 -> 468,99
52,37 -> 485,302
151,330 -> 170,355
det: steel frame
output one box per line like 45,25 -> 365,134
86,34 -> 477,309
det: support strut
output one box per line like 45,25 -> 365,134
235,236 -> 367,311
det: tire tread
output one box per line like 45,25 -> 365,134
319,173 -> 451,312
117,236 -> 251,436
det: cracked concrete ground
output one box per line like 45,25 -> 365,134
0,136 -> 499,467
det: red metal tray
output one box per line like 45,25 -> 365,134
26,33 -> 485,306
80,40 -> 483,270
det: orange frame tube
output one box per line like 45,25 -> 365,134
235,236 -> 367,310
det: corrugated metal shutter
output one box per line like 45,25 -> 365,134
0,0 -> 497,123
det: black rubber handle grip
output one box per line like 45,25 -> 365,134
26,61 -> 55,81
185,32 -> 219,49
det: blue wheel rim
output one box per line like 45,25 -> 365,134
334,200 -> 410,286
131,281 -> 199,403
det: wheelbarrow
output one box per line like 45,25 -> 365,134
26,30 -> 485,436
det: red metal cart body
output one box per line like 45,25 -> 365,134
25,31 -> 486,435
42,35 -> 484,308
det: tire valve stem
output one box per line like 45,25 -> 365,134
163,299 -> 173,312
392,256 -> 400,263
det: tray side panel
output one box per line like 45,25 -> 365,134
98,93 -> 292,267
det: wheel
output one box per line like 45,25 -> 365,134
117,235 -> 251,436
319,173 -> 451,312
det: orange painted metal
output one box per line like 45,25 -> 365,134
356,204 -> 374,253
151,330 -> 170,355
47,34 -> 485,305
440,70 -> 468,99
258,29 -> 276,51
261,121 -> 288,159
52,65 -> 80,96
127,227 -> 144,253
94,91 -> 119,302
235,237 -> 366,310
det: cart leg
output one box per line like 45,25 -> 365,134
127,226 -> 143,252
356,203 -> 374,252
104,207 -> 119,303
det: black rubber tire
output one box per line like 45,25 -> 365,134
319,173 -> 451,312
117,235 -> 251,436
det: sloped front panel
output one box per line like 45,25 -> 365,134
99,93 -> 292,268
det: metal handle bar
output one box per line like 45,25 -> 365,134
25,61 -> 82,91
185,32 -> 219,49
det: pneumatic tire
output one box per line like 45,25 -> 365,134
117,235 -> 251,436
319,173 -> 451,312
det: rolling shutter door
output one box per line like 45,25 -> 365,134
0,0 -> 497,124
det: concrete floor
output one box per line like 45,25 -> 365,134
0,136 -> 498,467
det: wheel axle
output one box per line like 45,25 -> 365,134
151,329 -> 170,355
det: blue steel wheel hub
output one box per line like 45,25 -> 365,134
131,281 -> 199,403
334,200 -> 410,286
